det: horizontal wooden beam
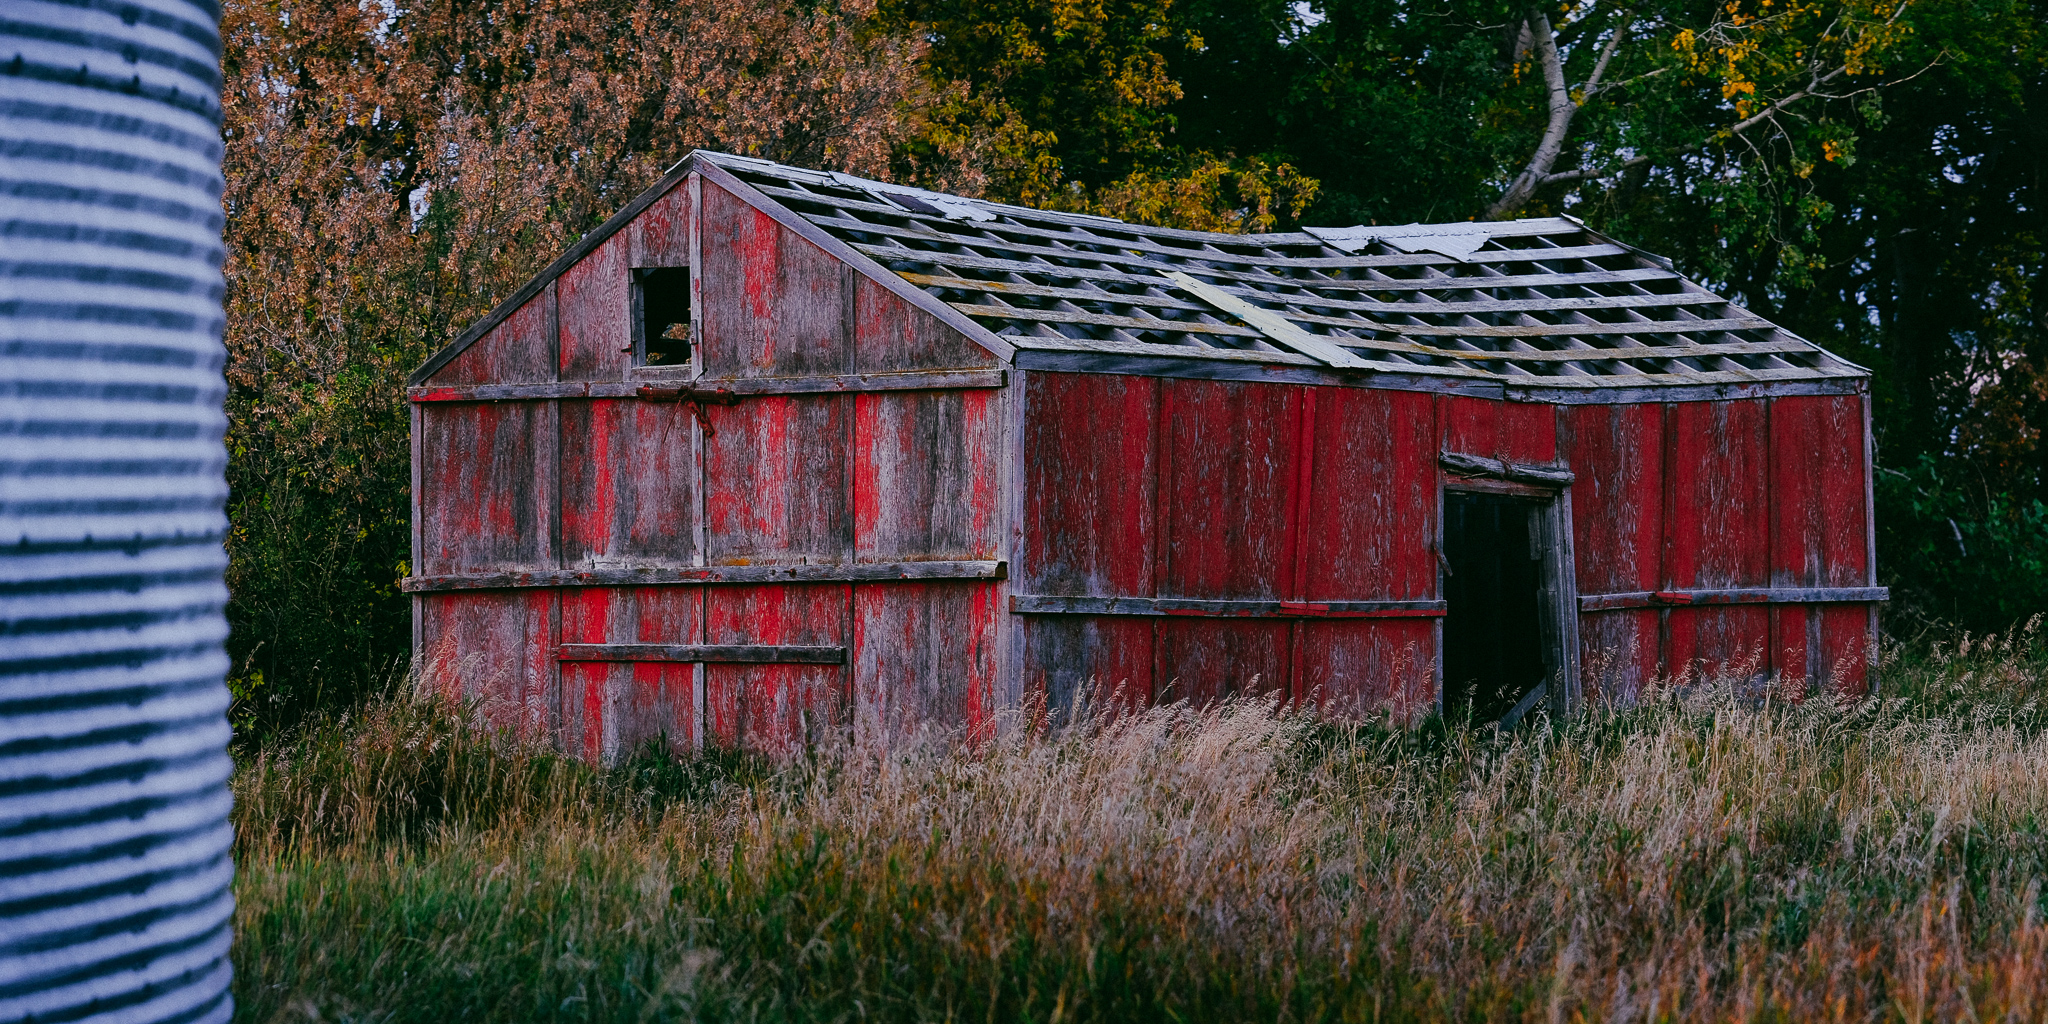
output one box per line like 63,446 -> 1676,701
1440,450 -> 1576,486
1010,594 -> 1446,618
409,369 -> 1006,403
632,368 -> 1005,392
404,560 -> 1007,592
1012,349 -> 1864,403
410,381 -> 641,402
1579,587 -> 1889,611
559,644 -> 845,664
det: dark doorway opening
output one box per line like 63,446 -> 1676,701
1442,491 -> 1553,725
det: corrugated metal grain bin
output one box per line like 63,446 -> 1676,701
408,150 -> 1887,753
1,1 -> 235,1020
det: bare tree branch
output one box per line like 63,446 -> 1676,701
1485,13 -> 1576,220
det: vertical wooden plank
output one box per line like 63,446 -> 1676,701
1018,372 -> 1158,597
418,591 -> 556,740
558,587 -> 620,764
1302,387 -> 1437,602
852,582 -> 1000,744
854,389 -> 1001,561
1864,392 -> 1881,694
558,232 -> 631,382
704,584 -> 849,753
1821,603 -> 1872,695
1155,619 -> 1291,708
621,587 -> 702,756
1770,394 -> 1873,691
689,173 -> 705,379
1158,379 -> 1299,600
417,402 -> 555,574
1298,620 -> 1435,720
1440,396 -> 1558,463
1769,395 -> 1871,587
632,182 -> 693,267
703,395 -> 850,564
556,586 -> 703,762
410,402 -> 423,664
854,275 -> 1000,372
696,181 -> 849,377
994,370 -> 1026,719
1498,402 -> 1558,464
1564,403 -> 1663,701
1665,399 -> 1771,680
559,399 -> 698,568
1021,616 -> 1155,724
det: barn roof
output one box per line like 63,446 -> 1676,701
703,152 -> 1866,394
417,150 -> 1870,397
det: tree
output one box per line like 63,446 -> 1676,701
219,0 -> 931,732
887,0 -> 1318,228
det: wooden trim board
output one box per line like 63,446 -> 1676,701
559,644 -> 845,664
405,560 -> 1008,592
1579,587 -> 1889,612
1010,595 -> 1447,618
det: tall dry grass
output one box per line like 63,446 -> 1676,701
233,625 -> 2048,1022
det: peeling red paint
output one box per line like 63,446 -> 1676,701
417,171 -> 1882,757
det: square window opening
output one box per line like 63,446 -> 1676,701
634,267 -> 692,366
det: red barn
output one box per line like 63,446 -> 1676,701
405,150 -> 1885,758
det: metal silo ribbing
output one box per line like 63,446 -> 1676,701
0,0 -> 234,1021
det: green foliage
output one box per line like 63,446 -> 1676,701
1877,455 -> 2048,629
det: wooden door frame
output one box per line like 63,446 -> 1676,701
1440,472 -> 1582,723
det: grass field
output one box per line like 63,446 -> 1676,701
231,627 -> 2048,1022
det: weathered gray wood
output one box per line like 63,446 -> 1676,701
411,370 -> 1008,404
1542,490 -> 1582,715
1511,378 -> 1867,405
1163,271 -> 1372,368
1011,332 -> 1502,382
1012,333 -> 1319,365
1258,287 -> 1730,318
852,238 -> 1635,284
559,643 -> 847,664
1578,586 -> 1889,611
411,382 -> 643,402
1439,450 -> 1576,486
845,213 -> 1628,273
404,559 -> 1009,592
1009,348 -> 1867,404
767,185 -> 1580,255
951,302 -> 1264,338
1010,594 -> 1447,617
1012,348 -> 1509,397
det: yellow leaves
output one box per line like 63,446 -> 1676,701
1822,138 -> 1848,161
1091,154 -> 1318,233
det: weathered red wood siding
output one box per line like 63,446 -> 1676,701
690,178 -> 1005,742
1562,396 -> 1876,697
415,168 -> 1880,754
1016,372 -> 1439,721
417,401 -> 556,575
1768,395 -> 1874,693
1561,403 -> 1664,700
418,590 -> 557,738
559,587 -> 702,761
706,585 -> 846,753
430,282 -> 557,385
